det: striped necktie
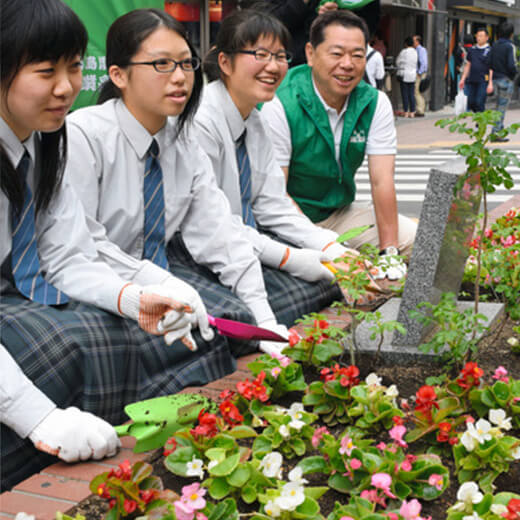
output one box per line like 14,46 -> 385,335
143,139 -> 168,269
10,150 -> 68,305
235,131 -> 256,228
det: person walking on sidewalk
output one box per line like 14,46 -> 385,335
396,36 -> 418,118
489,21 -> 517,142
459,27 -> 493,113
412,34 -> 427,116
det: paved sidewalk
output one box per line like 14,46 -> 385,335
395,106 -> 520,149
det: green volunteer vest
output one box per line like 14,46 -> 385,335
277,65 -> 378,223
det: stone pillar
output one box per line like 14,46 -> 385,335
430,0 -> 447,111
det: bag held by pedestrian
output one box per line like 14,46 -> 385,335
454,90 -> 467,115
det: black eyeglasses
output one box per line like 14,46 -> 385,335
235,48 -> 292,64
128,57 -> 201,73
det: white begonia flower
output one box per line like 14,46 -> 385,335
511,445 -> 520,459
287,403 -> 306,430
456,482 -> 484,507
463,513 -> 483,520
252,415 -> 264,428
288,466 -> 309,485
385,384 -> 399,399
365,373 -> 382,386
466,419 -> 492,445
15,514 -> 35,520
279,424 -> 290,438
490,504 -> 508,515
461,430 -> 477,452
260,451 -> 283,479
208,460 -> 219,470
489,409 -> 512,431
186,456 -> 205,479
275,482 -> 305,511
264,499 -> 281,518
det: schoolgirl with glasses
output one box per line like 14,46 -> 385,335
195,9 -> 352,322
1,0 -> 224,491
65,9 -> 290,356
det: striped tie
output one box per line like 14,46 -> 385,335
235,131 -> 256,228
10,151 -> 68,305
143,139 -> 168,269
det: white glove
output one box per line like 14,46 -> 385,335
280,247 -> 335,282
29,407 -> 120,463
161,277 -> 214,345
258,320 -> 289,356
373,250 -> 407,281
118,283 -> 202,350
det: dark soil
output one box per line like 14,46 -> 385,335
66,315 -> 520,519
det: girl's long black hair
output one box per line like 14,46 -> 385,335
97,8 -> 202,138
203,9 -> 291,83
0,0 -> 87,216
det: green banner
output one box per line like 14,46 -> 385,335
63,0 -> 164,109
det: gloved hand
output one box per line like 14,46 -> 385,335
258,320 -> 289,356
161,276 -> 214,344
323,242 -> 360,262
279,247 -> 335,282
118,283 -> 198,350
29,407 -> 120,462
373,249 -> 407,281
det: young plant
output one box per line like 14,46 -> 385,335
436,110 -> 520,318
410,292 -> 489,371
90,459 -> 178,519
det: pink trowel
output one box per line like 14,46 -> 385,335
207,314 -> 288,342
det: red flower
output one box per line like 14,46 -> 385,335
163,436 -> 178,456
251,371 -> 269,402
140,489 -> 156,504
288,329 -> 301,347
457,362 -> 484,390
108,459 -> 132,480
320,367 -> 335,382
415,385 -> 439,421
97,483 -> 111,499
236,378 -> 254,400
392,416 -> 404,426
191,409 -> 219,438
219,389 -> 234,400
436,421 -> 457,443
219,399 -> 244,425
315,319 -> 330,331
504,498 -> 520,520
123,498 -> 137,513
108,499 -> 116,509
336,365 -> 360,387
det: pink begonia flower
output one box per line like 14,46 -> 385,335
195,514 -> 208,520
376,442 -> 387,451
350,458 -> 362,470
279,356 -> 291,367
484,228 -> 493,238
271,367 -> 281,378
428,474 -> 443,491
389,425 -> 408,448
493,366 -> 508,382
311,426 -> 329,448
361,489 -> 387,508
400,459 -> 413,472
174,500 -> 195,520
400,499 -> 423,520
501,235 -> 516,247
339,434 -> 355,456
514,397 -> 520,403
339,517 -> 355,520
388,513 -> 399,520
372,473 -> 397,499
181,482 -> 206,510
465,415 -> 475,423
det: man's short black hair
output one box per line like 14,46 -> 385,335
497,22 -> 514,39
309,10 -> 369,49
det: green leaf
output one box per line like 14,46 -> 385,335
241,484 -> 257,503
336,224 -> 374,243
298,456 -> 330,474
227,464 -> 251,487
209,477 -> 231,499
210,452 -> 240,477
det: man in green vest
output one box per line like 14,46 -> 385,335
262,10 -> 417,280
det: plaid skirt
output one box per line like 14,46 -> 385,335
0,293 -> 236,491
167,234 -> 343,334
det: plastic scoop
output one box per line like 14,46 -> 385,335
207,314 -> 287,342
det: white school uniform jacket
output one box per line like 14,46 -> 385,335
193,79 -> 339,268
0,117 -> 128,313
65,99 -> 274,323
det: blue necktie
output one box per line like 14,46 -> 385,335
10,151 -> 68,305
235,131 -> 256,228
143,139 -> 168,269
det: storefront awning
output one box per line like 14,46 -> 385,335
447,0 -> 518,16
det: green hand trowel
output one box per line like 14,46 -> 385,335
114,393 -> 217,453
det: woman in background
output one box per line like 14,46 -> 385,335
396,36 -> 417,117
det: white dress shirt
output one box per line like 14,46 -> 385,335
396,47 -> 418,83
193,80 -> 339,267
0,117 -> 128,314
0,344 -> 55,438
261,79 -> 396,170
365,44 -> 385,88
65,99 -> 274,323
